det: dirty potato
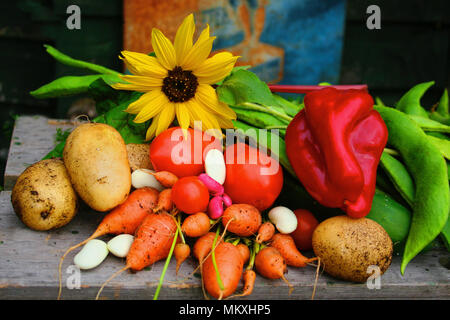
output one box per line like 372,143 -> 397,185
126,143 -> 152,171
11,159 -> 78,231
63,123 -> 131,212
312,215 -> 393,282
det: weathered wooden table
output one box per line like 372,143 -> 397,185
1,116 -> 449,300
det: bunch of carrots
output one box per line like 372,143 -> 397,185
57,170 -> 320,300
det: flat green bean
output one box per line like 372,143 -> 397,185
396,81 -> 434,118
375,105 -> 449,274
44,45 -> 121,76
380,152 -> 415,207
427,135 -> 450,160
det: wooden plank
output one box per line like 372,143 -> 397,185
2,116 -> 449,299
0,191 -> 449,300
3,116 -> 75,191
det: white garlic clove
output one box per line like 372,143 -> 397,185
74,239 -> 109,270
107,234 -> 134,258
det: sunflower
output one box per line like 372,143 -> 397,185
111,14 -> 239,140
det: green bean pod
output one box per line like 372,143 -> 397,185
396,81 -> 434,118
427,135 -> 450,160
408,115 -> 450,133
374,105 -> 449,274
44,45 -> 121,76
379,152 -> 415,207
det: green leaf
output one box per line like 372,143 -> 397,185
30,74 -> 123,99
217,69 -> 279,108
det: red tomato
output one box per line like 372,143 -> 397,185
223,143 -> 283,211
289,209 -> 319,251
149,127 -> 220,178
171,176 -> 210,214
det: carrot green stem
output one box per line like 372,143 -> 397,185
247,242 -> 257,270
212,227 -> 225,291
176,215 -> 186,244
153,227 -> 179,300
232,238 -> 240,246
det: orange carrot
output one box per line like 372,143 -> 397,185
174,243 -> 190,275
255,247 -> 292,293
96,211 -> 177,299
270,234 -> 317,267
182,212 -> 210,238
256,222 -> 275,243
58,187 -> 159,300
154,188 -> 173,212
222,204 -> 262,237
236,243 -> 250,265
240,270 -> 256,297
203,242 -> 244,299
151,171 -> 178,188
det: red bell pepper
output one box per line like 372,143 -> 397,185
285,87 -> 388,218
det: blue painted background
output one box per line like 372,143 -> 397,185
200,0 -> 346,85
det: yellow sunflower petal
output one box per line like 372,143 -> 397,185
195,84 -> 236,119
120,51 -> 167,78
188,101 -> 222,138
181,25 -> 216,71
152,28 -> 176,70
216,116 -> 235,129
125,89 -> 161,114
175,103 -> 191,137
194,52 -> 239,84
156,104 -> 176,136
174,14 -> 195,65
111,75 -> 163,92
133,90 -> 168,123
146,113 -> 160,141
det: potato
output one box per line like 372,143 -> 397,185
11,159 -> 78,231
126,143 -> 152,171
312,215 -> 393,282
63,123 -> 131,212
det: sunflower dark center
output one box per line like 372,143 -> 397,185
162,66 -> 198,103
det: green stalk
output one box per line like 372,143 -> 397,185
211,227 -> 225,291
153,227 -> 179,300
241,102 -> 293,122
176,215 -> 186,244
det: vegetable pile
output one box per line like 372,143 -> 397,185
10,14 -> 449,300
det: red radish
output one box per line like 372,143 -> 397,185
203,242 -> 244,299
270,233 -> 317,267
96,212 -> 177,299
208,196 -> 224,219
149,127 -> 220,178
222,204 -> 262,237
256,222 -> 276,243
172,176 -> 210,214
223,143 -> 283,211
222,194 -> 232,207
198,173 -> 224,196
174,243 -> 191,275
181,212 -> 210,238
290,209 -> 319,250
57,187 -> 159,300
